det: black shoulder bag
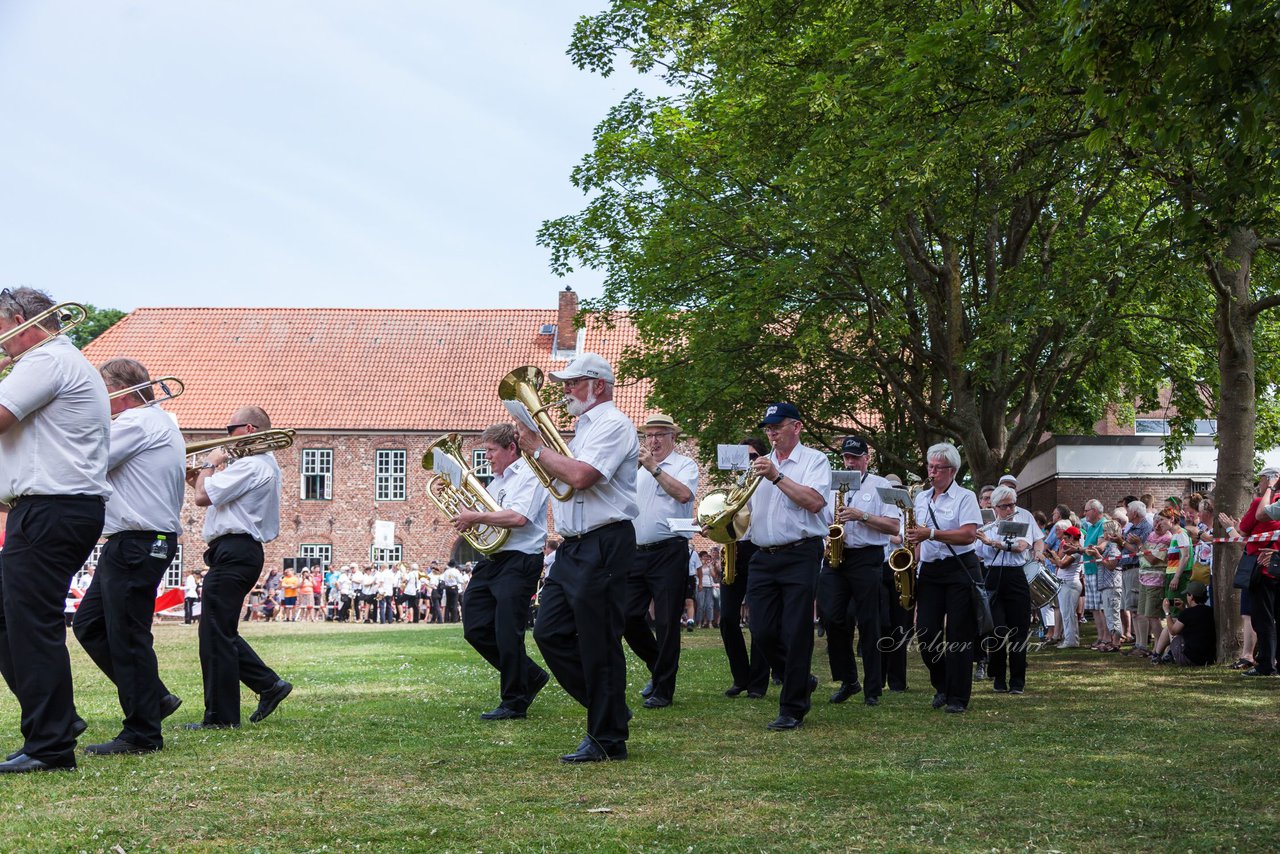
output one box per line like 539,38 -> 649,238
927,503 -> 994,636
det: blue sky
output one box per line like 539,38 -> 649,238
0,1 -> 648,311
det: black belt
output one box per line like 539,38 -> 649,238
636,536 -> 685,553
758,535 -> 822,554
8,493 -> 106,510
560,520 -> 632,542
210,532 -> 258,545
106,530 -> 174,541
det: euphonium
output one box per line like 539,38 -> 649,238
498,366 -> 574,501
421,433 -> 510,555
826,480 -> 851,568
185,429 -> 296,476
887,483 -> 920,609
697,470 -> 761,585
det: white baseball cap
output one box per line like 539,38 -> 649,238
549,351 -> 615,383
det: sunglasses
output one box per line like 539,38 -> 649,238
226,423 -> 251,435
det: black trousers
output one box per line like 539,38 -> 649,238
880,564 -> 912,691
444,587 -> 460,622
0,495 -> 104,763
184,596 -> 198,624
816,546 -> 885,698
1250,574 -> 1280,675
463,550 -> 547,711
984,564 -> 1031,691
199,535 -> 281,726
72,531 -> 177,749
404,594 -> 420,622
747,537 -> 823,719
720,541 -> 770,694
916,555 -> 979,708
533,520 -> 634,750
623,537 -> 689,702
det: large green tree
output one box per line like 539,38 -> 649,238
67,304 -> 126,349
544,0 -> 1176,485
1062,0 -> 1280,657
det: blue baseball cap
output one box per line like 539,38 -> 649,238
759,402 -> 801,426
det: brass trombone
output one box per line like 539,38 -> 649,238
108,376 -> 185,406
185,429 -> 296,476
0,302 -> 89,369
497,366 -> 575,501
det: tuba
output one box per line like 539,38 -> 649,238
887,481 -> 921,609
826,480 -> 851,568
186,429 -> 296,477
498,366 -> 574,501
697,470 -> 761,585
421,433 -> 510,555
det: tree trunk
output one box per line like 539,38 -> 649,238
1210,227 -> 1258,664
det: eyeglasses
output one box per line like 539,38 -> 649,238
995,502 -> 1016,509
226,423 -> 251,435
926,464 -> 955,472
562,377 -> 589,389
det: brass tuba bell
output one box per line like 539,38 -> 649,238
421,433 -> 511,555
697,470 -> 761,585
498,366 -> 575,501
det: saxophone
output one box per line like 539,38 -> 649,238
825,481 -> 851,568
887,483 -> 920,609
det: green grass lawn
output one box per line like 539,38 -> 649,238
0,620 -> 1275,852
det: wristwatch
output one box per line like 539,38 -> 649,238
533,447 -> 544,461
860,510 -> 870,522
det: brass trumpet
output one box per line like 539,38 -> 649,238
421,433 -> 510,555
185,429 -> 296,476
498,366 -> 575,501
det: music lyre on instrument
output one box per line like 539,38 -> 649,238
825,470 -> 862,569
0,302 -> 89,375
881,482 -> 920,609
498,366 -> 575,501
697,444 -> 760,585
185,429 -> 296,477
420,433 -> 510,556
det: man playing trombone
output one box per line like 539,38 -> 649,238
515,352 -> 638,762
72,359 -> 185,755
185,406 -> 292,729
0,287 -> 111,773
454,423 -> 551,721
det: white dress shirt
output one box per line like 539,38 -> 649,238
375,568 -> 396,596
980,507 -> 1042,567
0,335 -> 111,504
635,451 -> 699,544
837,471 -> 899,548
914,480 -> 983,563
202,453 -> 282,544
553,400 -> 639,536
103,404 -> 185,536
486,457 -> 549,555
747,442 -> 833,547
443,566 -> 464,588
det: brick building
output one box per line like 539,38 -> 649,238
81,287 -> 668,578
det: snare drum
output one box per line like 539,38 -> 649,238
1023,561 -> 1061,610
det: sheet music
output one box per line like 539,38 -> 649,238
831,470 -> 862,491
666,518 -> 700,534
997,521 -> 1029,538
717,444 -> 751,471
502,399 -> 539,432
432,450 -> 465,489
877,486 -> 910,506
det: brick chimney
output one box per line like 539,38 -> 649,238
556,285 -> 578,356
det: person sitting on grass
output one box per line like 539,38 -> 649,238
1151,581 -> 1216,666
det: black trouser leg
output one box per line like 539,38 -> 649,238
199,537 -> 280,726
623,539 -> 688,701
985,566 -> 1032,691
463,552 -> 546,710
747,540 -> 821,720
184,597 -> 196,624
719,542 -> 770,693
916,557 -> 977,707
816,562 -> 857,684
847,550 -> 885,700
73,534 -> 175,748
1250,575 -> 1280,674
533,523 -> 634,750
0,496 -> 104,762
880,564 -> 911,691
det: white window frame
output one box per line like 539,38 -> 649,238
83,542 -> 184,590
299,543 -> 333,569
369,544 -> 403,566
301,448 -> 334,500
375,449 -> 408,501
472,447 -> 492,485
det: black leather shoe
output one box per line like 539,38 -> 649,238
480,706 -> 526,721
771,676 -> 783,686
829,681 -> 862,704
182,721 -> 238,730
944,704 -> 967,714
931,692 -> 947,709
560,739 -> 627,763
249,680 -> 293,723
0,753 -> 76,773
640,680 -> 655,698
766,715 -> 803,731
864,696 -> 880,707
993,684 -> 1009,693
724,685 -> 746,697
159,694 -> 183,720
807,674 -> 819,695
746,691 -> 765,699
84,738 -> 158,756
642,695 -> 671,709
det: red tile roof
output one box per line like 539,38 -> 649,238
82,307 -> 652,431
